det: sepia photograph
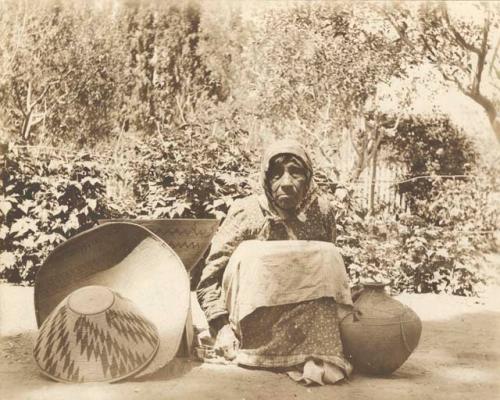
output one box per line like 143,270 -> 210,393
0,0 -> 499,399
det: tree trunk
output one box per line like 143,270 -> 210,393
465,91 -> 500,143
21,110 -> 33,141
369,142 -> 379,215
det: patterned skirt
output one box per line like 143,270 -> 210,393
235,297 -> 352,377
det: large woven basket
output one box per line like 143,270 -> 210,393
34,285 -> 160,383
34,222 -> 190,377
98,219 -> 220,272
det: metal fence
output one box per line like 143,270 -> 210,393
353,164 -> 408,212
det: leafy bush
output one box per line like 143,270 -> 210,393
117,2 -> 228,134
132,124 -> 257,220
338,176 -> 498,296
346,214 -> 486,296
0,2 -> 495,298
385,115 -> 478,207
0,1 -> 227,144
1,140 -> 495,297
334,115 -> 497,296
0,130 -> 258,283
0,145 -> 121,283
0,2 -> 125,145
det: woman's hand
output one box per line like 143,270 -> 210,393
214,324 -> 239,361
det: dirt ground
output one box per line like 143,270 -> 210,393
1,276 -> 500,400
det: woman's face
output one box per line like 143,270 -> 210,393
268,155 -> 308,211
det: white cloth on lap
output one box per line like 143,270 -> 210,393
221,240 -> 353,333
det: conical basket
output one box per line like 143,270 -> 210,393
34,285 -> 160,383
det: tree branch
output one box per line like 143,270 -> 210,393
380,3 -> 499,143
12,80 -> 27,117
465,90 -> 497,124
420,34 -> 439,63
21,109 -> 33,140
440,4 -> 481,55
26,81 -> 32,110
30,82 -> 54,110
433,55 -> 468,94
471,14 -> 490,96
349,129 -> 361,158
380,7 -> 416,51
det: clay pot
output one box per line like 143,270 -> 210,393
340,282 -> 422,375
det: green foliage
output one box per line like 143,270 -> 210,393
332,115 -> 496,296
118,2 -> 227,133
0,139 -> 494,297
0,2 -> 124,144
215,2 -> 406,147
0,131 -> 257,283
385,115 -> 478,207
0,146 -> 120,283
387,220 -> 483,296
0,1 -> 495,298
0,1 -> 226,143
413,177 -> 498,252
338,115 -> 499,296
132,124 -> 256,219
381,2 -> 500,140
338,197 -> 492,297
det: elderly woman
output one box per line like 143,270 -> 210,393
196,140 -> 352,385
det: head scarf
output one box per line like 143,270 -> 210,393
258,139 -> 318,238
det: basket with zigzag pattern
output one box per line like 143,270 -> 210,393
34,285 -> 160,383
35,222 -> 191,378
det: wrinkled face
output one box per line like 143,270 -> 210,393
268,154 -> 308,211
